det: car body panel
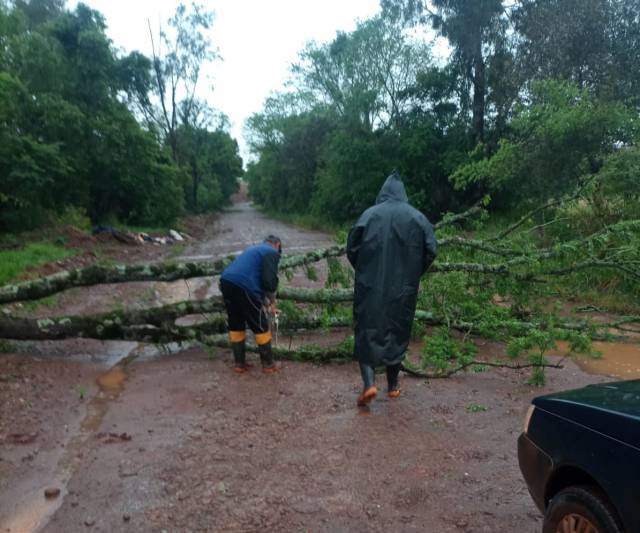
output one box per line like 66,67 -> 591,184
533,380 -> 640,449
519,380 -> 640,533
518,432 -> 552,512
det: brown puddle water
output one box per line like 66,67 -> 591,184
1,365 -> 131,532
1,485 -> 69,533
96,366 -> 127,392
81,366 -> 127,434
553,341 -> 640,380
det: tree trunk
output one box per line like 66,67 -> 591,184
472,36 -> 486,143
0,245 -> 347,305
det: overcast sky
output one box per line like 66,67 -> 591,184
69,0 -> 388,162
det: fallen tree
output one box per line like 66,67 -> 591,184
2,182 -> 640,385
4,286 -> 636,342
0,246 -> 347,305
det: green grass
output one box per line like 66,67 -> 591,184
465,403 -> 488,413
169,241 -> 188,258
0,242 -> 75,285
0,339 -> 14,353
124,219 -> 188,235
22,294 -> 59,312
256,206 -> 348,235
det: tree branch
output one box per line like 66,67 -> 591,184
434,200 -> 485,230
0,246 -> 347,305
400,359 -> 564,379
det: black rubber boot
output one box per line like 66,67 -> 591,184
231,341 -> 246,373
386,363 -> 401,393
359,362 -> 375,389
259,342 -> 277,373
357,362 -> 377,406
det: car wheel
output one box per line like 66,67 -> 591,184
543,485 -> 622,533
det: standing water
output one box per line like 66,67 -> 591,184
554,341 -> 640,380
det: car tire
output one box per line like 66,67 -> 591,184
543,485 -> 622,533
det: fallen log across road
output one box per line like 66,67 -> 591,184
2,289 -> 634,342
0,245 -> 347,305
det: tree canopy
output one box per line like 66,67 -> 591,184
246,0 -> 639,224
0,0 -> 242,232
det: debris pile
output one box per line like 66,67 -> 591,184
92,225 -> 190,246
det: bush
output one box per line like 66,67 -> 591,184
55,206 -> 92,230
452,80 -> 637,207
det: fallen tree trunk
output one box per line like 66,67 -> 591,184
0,246 -> 346,305
199,335 -> 566,376
278,286 -> 352,303
3,215 -> 638,306
0,260 -> 228,305
3,295 -> 633,342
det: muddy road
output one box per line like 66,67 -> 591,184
0,199 -> 629,532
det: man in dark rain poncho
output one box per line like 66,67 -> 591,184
347,172 -> 437,406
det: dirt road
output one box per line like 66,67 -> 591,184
0,200 -> 607,532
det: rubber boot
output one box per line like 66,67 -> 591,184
231,341 -> 247,373
357,363 -> 377,406
259,341 -> 277,374
386,363 -> 401,398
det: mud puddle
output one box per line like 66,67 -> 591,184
553,340 -> 640,380
9,339 -> 140,368
96,366 -> 127,391
0,348 -> 141,532
1,485 -> 69,533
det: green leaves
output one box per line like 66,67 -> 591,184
0,1 -> 246,231
452,80 -> 637,206
420,327 -> 477,373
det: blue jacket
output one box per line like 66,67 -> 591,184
221,243 -> 280,300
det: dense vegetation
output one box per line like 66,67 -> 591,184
1,0 -> 639,385
246,0 -> 640,224
243,0 -> 640,383
0,0 -> 242,232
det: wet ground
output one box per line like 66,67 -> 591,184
2,194 -> 640,532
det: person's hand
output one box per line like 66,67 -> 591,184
268,301 -> 279,316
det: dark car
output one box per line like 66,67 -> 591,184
518,379 -> 640,533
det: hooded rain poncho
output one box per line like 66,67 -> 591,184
347,173 -> 437,367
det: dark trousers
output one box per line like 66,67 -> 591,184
220,279 -> 269,335
359,362 -> 401,390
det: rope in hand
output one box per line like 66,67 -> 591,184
266,304 -> 280,346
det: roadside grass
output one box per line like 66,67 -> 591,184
256,206 -> 348,235
558,287 -> 640,316
0,242 -> 76,285
168,241 -> 187,258
124,219 -> 189,235
22,294 -> 59,313
0,339 -> 14,353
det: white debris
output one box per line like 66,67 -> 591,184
169,229 -> 184,241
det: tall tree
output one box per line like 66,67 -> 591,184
13,0 -> 64,27
0,1 -> 186,229
147,2 -> 218,159
382,0 -> 507,142
175,119 -> 242,212
514,0 -> 640,107
292,15 -> 431,130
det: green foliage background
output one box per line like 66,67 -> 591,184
0,0 -> 243,232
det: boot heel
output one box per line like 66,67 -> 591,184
231,341 -> 247,373
258,341 -> 277,373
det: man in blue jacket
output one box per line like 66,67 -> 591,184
219,235 -> 282,374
